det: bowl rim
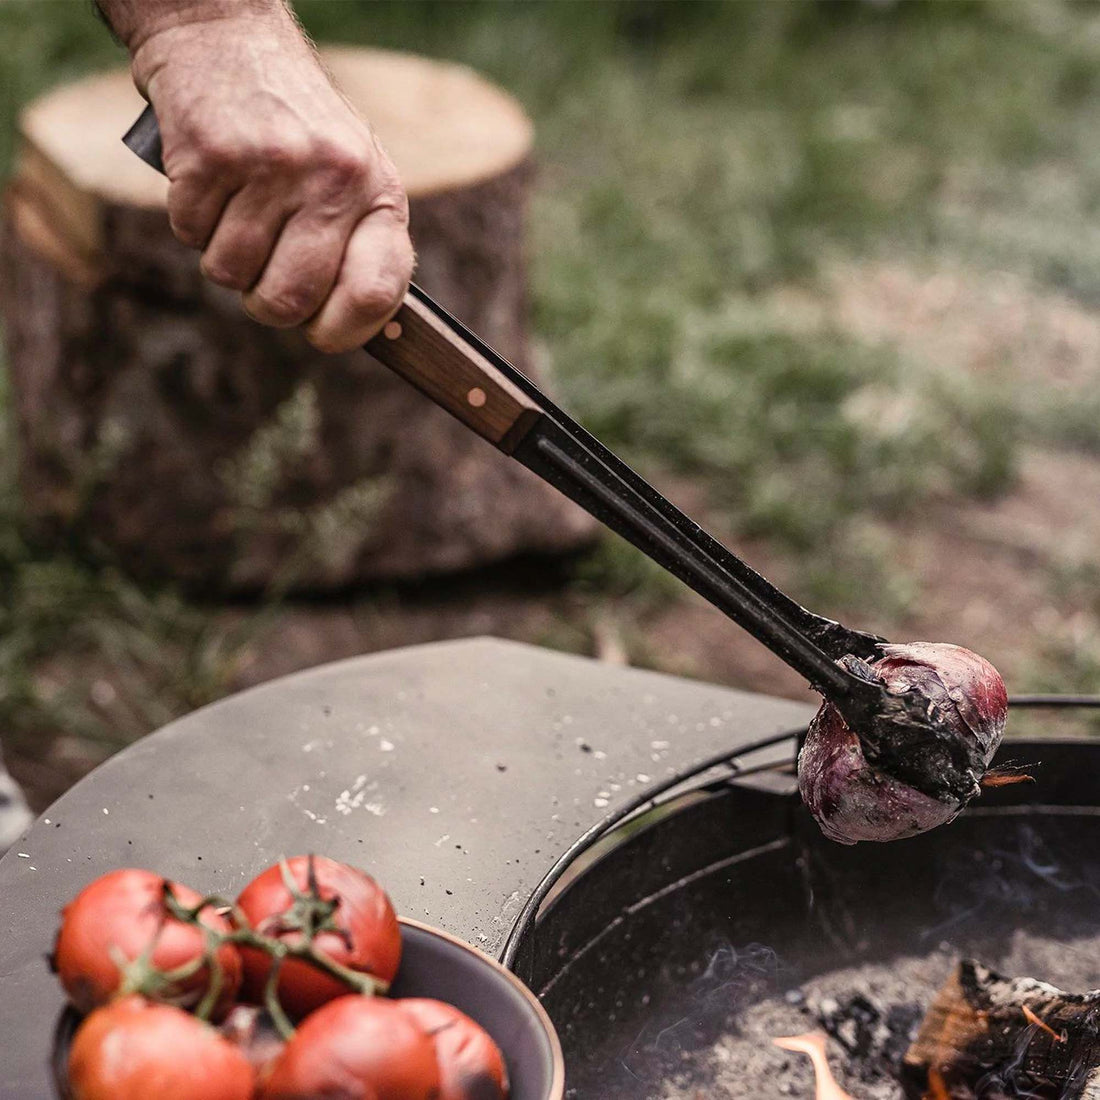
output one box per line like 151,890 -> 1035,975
396,916 -> 566,1100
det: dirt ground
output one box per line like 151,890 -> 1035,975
13,441 -> 1078,812
11,259 -> 1100,811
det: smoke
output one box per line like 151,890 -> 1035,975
921,823 -> 1100,942
618,941 -> 784,1084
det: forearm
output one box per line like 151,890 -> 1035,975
95,0 -> 288,52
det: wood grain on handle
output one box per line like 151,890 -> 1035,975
366,294 -> 542,453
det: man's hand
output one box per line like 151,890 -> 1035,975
103,0 -> 414,353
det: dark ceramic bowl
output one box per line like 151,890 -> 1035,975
54,917 -> 564,1099
391,918 -> 564,1100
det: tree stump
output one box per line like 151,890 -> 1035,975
0,48 -> 595,591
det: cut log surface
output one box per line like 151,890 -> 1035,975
1,49 -> 595,590
903,960 -> 1100,1099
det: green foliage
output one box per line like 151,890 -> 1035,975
569,535 -> 681,610
2,0 -> 1100,766
221,383 -> 324,516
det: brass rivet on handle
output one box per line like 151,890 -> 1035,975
467,387 -> 487,408
383,321 -> 403,340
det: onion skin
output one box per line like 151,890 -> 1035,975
798,642 -> 1008,844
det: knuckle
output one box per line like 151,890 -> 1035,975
347,275 -> 404,321
318,142 -> 372,189
254,135 -> 310,175
166,192 -> 208,249
372,169 -> 410,221
384,188 -> 411,228
304,326 -> 351,355
248,286 -> 314,327
193,135 -> 235,172
200,254 -> 248,291
169,215 -> 204,250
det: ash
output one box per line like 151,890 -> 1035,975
656,929 -> 1100,1100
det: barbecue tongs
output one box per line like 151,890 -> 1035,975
124,106 -> 979,804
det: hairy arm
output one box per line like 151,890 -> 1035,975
96,0 -> 413,351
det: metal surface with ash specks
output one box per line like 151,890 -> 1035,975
0,637 -> 813,1099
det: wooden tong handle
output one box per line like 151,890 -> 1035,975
365,294 -> 541,453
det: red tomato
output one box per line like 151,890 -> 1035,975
260,995 -> 440,1099
67,996 -> 254,1100
53,868 -> 241,1017
399,999 -> 509,1100
236,856 -> 401,1019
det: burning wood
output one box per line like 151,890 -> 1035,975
773,1032 -> 857,1100
902,960 -> 1100,1098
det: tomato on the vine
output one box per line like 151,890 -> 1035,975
67,996 -> 255,1100
53,868 -> 241,1017
399,998 -> 509,1100
260,995 -> 440,1099
236,856 -> 401,1019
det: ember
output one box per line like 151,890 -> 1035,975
922,1067 -> 949,1100
902,960 -> 1100,1099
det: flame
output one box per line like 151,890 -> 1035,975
773,1032 -> 857,1100
924,1067 -> 950,1100
1021,1004 -> 1066,1043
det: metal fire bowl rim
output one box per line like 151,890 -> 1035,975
504,690 -> 1100,971
531,732 -> 1100,1099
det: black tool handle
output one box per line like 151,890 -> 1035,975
123,104 -> 164,171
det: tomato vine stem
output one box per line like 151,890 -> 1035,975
155,869 -> 387,1036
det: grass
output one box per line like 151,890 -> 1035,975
3,1 -> 1100,790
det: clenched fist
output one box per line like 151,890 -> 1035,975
104,0 -> 414,352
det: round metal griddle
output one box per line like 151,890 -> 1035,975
0,637 -> 812,1098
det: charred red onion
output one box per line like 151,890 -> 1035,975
798,642 -> 1008,844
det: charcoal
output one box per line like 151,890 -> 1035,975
813,992 -> 924,1081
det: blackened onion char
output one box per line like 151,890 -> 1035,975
798,642 -> 1008,844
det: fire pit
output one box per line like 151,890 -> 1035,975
1,642 -> 1095,1099
514,729 -> 1100,1099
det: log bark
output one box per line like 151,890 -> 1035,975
0,50 -> 596,592
902,960 -> 1100,1099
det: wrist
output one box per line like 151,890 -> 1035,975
128,1 -> 300,95
112,0 -> 291,54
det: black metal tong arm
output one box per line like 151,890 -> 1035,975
122,105 -> 980,802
